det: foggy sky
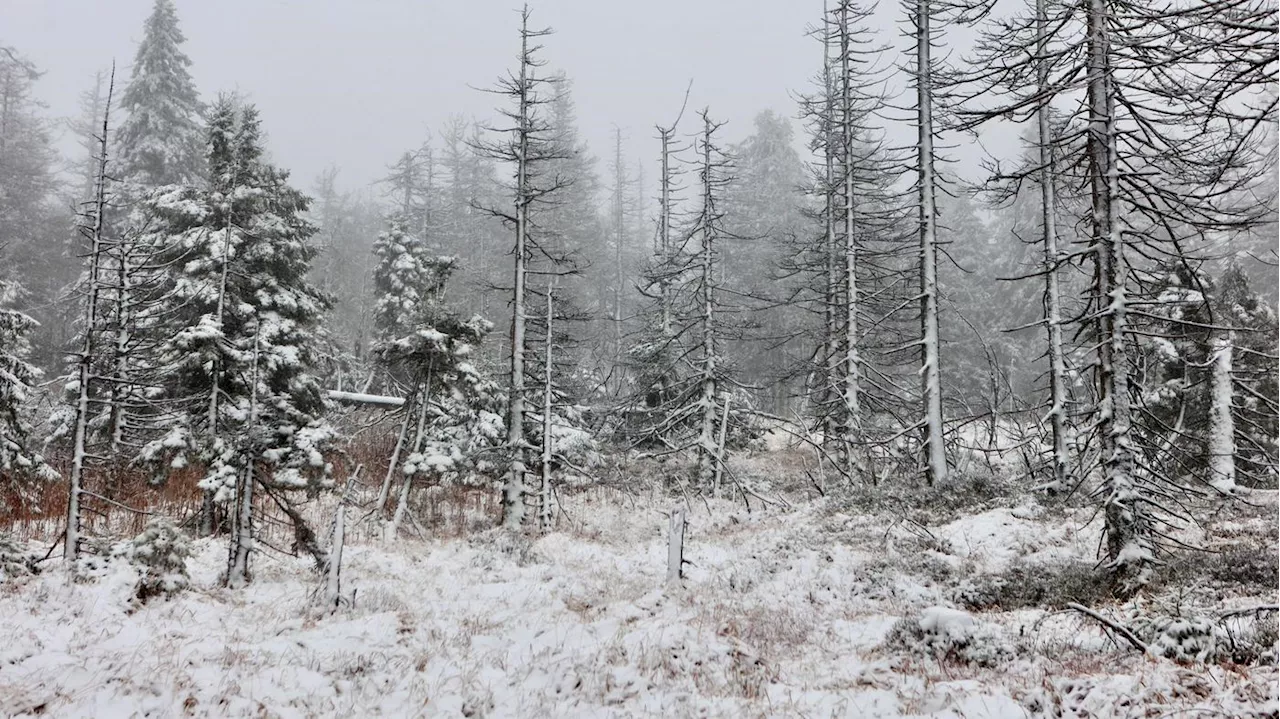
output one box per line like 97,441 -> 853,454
5,0 -> 998,197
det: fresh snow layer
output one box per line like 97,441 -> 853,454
1,492 -> 1275,718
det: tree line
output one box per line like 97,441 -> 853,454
0,0 -> 1275,596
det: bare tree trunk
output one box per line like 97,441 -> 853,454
821,9 -> 841,452
713,392 -> 731,498
612,128 -> 626,368
1208,332 -> 1237,494
539,285 -> 555,532
916,0 -> 947,485
390,374 -> 431,541
657,128 -> 675,342
1088,0 -> 1147,594
1037,0 -> 1069,493
502,22 -> 532,530
667,506 -> 686,583
501,11 -> 537,530
696,114 -> 720,490
66,68 -> 116,564
376,395 -> 414,517
838,1 -> 863,480
202,144 -> 240,538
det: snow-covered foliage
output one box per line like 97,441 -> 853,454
1140,261 -> 1279,490
0,489 -> 1275,717
0,280 -> 56,486
1138,612 -> 1228,664
136,98 -> 336,499
0,534 -> 38,583
128,517 -> 192,602
115,0 -> 205,188
371,218 -> 439,347
373,229 -> 504,495
883,606 -> 1016,666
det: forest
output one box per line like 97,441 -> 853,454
0,0 -> 1277,716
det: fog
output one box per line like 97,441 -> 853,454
5,0 -> 996,190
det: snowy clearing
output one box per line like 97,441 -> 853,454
2,485 -> 1276,718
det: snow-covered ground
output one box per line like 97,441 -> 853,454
1,481 -> 1276,718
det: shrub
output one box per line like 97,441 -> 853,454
1134,613 -> 1228,663
883,606 -> 1015,666
951,558 -> 1112,611
0,533 -> 37,583
129,517 -> 192,602
1154,546 -> 1279,595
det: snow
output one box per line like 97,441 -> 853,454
0,490 -> 1275,718
325,390 -> 406,408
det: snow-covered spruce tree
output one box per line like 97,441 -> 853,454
371,235 -> 503,539
471,7 -> 579,529
115,0 -> 205,189
1140,262 -> 1278,494
79,0 -> 203,465
136,98 -> 335,586
957,0 -> 1275,593
0,278 -> 57,501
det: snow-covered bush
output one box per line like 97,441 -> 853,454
1244,614 -> 1280,665
73,536 -> 133,579
0,534 -> 38,583
883,606 -> 1015,666
951,558 -> 1111,611
1137,613 -> 1227,663
129,518 -> 192,602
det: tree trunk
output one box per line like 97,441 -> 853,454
503,14 -> 533,529
66,69 -> 116,563
539,285 -> 555,533
838,1 -> 863,480
1088,0 -> 1148,594
696,115 -> 719,491
1208,332 -> 1237,494
916,0 -> 947,485
1037,0 -> 1069,493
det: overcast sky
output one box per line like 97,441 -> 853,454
5,0 -> 999,196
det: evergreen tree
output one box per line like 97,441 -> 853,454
1140,262 -> 1278,493
137,98 -> 335,584
438,117 -> 507,324
311,167 -> 381,369
0,278 -> 57,495
370,236 -> 504,537
0,47 -> 66,372
726,110 -> 808,415
116,0 -> 205,188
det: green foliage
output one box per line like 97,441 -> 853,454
137,97 -> 335,498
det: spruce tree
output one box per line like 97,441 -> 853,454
370,229 -> 503,537
116,0 -> 205,188
0,279 -> 57,493
137,98 -> 335,583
